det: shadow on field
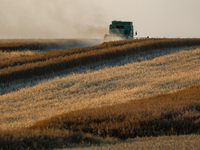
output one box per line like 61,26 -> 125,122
1,84 -> 200,149
0,39 -> 103,52
0,129 -> 117,149
0,45 -> 195,95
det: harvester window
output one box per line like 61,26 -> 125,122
116,26 -> 124,29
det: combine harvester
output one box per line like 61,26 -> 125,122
104,20 -> 137,41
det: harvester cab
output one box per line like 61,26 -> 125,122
104,21 -> 137,40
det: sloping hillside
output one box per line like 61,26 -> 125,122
1,47 -> 199,131
0,39 -> 200,149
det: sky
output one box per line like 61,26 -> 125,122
0,0 -> 200,39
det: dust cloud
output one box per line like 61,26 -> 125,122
0,0 -> 108,39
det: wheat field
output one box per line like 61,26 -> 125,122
1,47 -> 199,131
1,38 -> 200,83
66,135 -> 200,150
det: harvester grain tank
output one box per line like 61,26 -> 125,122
104,20 -> 137,40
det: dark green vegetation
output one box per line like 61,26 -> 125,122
1,83 -> 200,149
1,38 -> 200,83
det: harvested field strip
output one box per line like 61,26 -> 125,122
0,38 -> 153,69
0,39 -> 65,51
0,50 -> 36,60
1,38 -> 200,83
1,48 -> 199,130
0,38 -> 151,51
0,47 -> 200,148
0,84 -> 199,149
0,39 -> 99,51
29,84 -> 200,140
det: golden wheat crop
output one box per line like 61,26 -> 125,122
1,38 -> 200,83
0,38 -> 200,149
0,82 -> 200,149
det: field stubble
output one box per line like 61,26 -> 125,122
0,39 -> 200,149
0,39 -> 102,52
65,135 -> 200,150
0,47 -> 200,131
1,38 -> 200,83
0,46 -> 194,95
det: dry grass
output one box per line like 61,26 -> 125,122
67,135 -> 200,150
0,38 -> 147,69
0,128 -> 114,149
1,38 -> 200,82
29,84 -> 200,139
0,39 -> 200,149
0,38 -> 156,70
0,83 -> 200,149
0,39 -> 63,51
1,48 -> 199,131
0,50 -> 36,60
0,39 -> 102,51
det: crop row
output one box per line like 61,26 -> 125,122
0,39 -> 83,51
1,82 -> 200,149
30,84 -> 200,139
1,38 -> 200,83
30,85 -> 200,139
0,38 -> 154,69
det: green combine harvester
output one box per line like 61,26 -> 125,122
104,20 -> 137,40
